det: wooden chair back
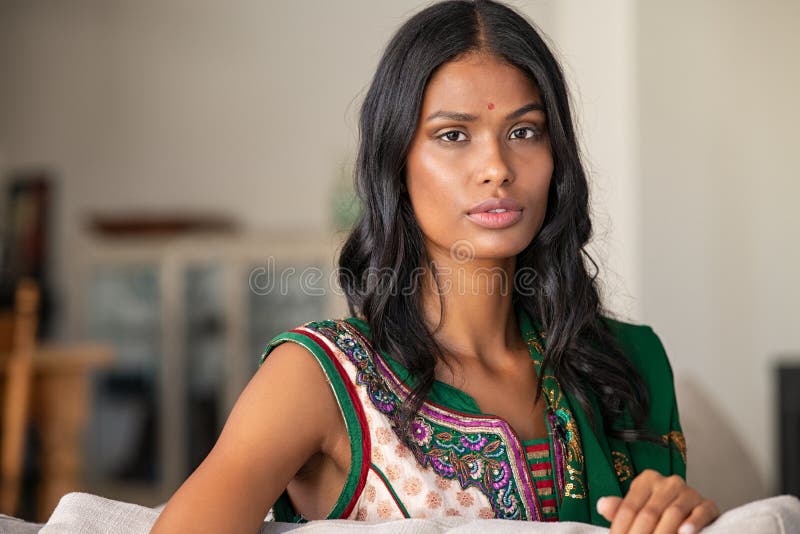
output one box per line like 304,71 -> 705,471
0,278 -> 40,516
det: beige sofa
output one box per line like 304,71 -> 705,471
1,492 -> 799,534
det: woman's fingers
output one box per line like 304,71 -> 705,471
627,475 -> 691,534
601,469 -> 720,534
608,470 -> 656,534
650,489 -> 704,534
597,496 -> 623,522
674,499 -> 720,534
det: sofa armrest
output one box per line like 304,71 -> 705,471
30,492 -> 800,534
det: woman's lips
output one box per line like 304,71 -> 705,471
468,197 -> 523,213
466,209 -> 523,229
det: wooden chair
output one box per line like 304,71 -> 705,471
0,278 -> 39,516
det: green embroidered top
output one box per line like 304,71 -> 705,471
260,305 -> 687,526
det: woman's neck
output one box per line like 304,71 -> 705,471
419,253 -> 527,370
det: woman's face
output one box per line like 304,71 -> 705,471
406,52 -> 553,264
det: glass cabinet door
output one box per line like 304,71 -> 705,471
85,264 -> 161,493
247,261 -> 328,377
81,244 -> 337,505
184,263 -> 225,473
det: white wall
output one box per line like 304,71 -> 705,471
549,0 -> 642,321
638,0 -> 800,497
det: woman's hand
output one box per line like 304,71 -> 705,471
596,469 -> 719,534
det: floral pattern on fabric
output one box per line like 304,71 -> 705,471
306,319 -> 540,520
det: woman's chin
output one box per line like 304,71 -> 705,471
467,234 -> 536,261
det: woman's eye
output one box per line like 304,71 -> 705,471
438,130 -> 467,142
509,127 -> 542,140
436,128 -> 542,143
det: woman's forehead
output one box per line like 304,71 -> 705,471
422,53 -> 542,111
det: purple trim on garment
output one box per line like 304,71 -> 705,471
548,411 -> 566,503
350,323 -> 540,519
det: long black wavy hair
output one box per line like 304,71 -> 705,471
338,0 -> 655,445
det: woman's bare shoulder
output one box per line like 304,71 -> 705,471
240,339 -> 343,443
150,341 -> 342,533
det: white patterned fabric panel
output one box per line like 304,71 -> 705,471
309,326 -> 494,520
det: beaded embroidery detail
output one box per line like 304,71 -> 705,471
524,330 -> 586,500
306,319 -> 542,520
611,451 -> 633,483
662,431 -> 687,464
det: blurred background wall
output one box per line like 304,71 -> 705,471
638,0 -> 800,510
0,0 -> 796,519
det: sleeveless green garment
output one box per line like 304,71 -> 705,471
259,305 -> 686,526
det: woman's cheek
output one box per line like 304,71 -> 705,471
413,189 -> 452,237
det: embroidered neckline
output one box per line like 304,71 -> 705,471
342,308 -> 549,430
301,308 -> 588,519
307,319 -> 539,520
343,306 -> 543,416
340,308 -> 586,503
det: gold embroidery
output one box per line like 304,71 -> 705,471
543,378 -> 586,500
526,449 -> 549,461
663,431 -> 687,464
612,451 -> 633,482
528,337 -> 545,356
562,424 -> 586,499
522,320 -> 586,500
528,331 -> 586,500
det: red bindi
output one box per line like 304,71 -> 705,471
487,102 -> 495,110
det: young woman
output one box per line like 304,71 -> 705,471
152,1 -> 719,532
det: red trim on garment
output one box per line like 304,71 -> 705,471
293,328 -> 371,519
524,442 -> 550,453
529,462 -> 554,472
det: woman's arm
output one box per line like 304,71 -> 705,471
150,341 -> 343,533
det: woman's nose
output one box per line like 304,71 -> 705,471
475,140 -> 514,186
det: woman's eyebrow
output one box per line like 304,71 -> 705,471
425,102 -> 545,123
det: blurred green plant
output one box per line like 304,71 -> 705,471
330,158 -> 362,232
